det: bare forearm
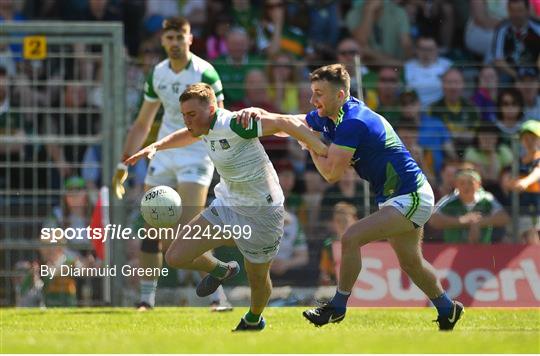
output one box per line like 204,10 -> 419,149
154,129 -> 198,151
277,115 -> 327,155
309,150 -> 333,181
122,121 -> 152,159
478,210 -> 510,227
429,213 -> 465,229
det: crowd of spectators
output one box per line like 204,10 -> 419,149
2,0 -> 539,304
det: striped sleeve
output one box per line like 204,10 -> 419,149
201,66 -> 224,102
143,68 -> 159,102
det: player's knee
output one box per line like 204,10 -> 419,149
141,238 -> 160,253
164,248 -> 185,268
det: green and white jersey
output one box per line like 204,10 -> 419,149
201,109 -> 284,211
144,55 -> 224,155
434,189 -> 503,243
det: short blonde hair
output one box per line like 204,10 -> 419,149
179,83 -> 217,105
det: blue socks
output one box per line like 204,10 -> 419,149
431,293 -> 453,317
329,289 -> 350,313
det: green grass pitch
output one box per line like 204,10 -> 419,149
1,307 -> 539,353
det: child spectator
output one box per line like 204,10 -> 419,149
502,120 -> 540,244
430,168 -> 510,244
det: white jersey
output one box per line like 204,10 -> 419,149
144,54 -> 224,155
200,109 -> 284,213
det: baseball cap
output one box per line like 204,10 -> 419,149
520,120 -> 540,137
65,176 -> 85,190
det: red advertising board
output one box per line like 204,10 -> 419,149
332,242 -> 540,307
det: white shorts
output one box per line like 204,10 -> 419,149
379,181 -> 435,227
201,198 -> 285,264
144,148 -> 214,187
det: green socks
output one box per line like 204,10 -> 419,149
244,310 -> 261,324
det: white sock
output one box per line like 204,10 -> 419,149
209,285 -> 228,304
337,288 -> 351,295
140,279 -> 158,307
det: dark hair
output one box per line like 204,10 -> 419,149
162,17 -> 190,32
310,64 -> 350,93
496,87 -> 524,119
474,121 -> 503,147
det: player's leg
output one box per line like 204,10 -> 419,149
303,206 -> 414,326
389,227 -> 464,330
233,260 -> 271,331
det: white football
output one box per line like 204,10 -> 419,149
140,186 -> 182,228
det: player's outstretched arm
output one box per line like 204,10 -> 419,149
124,128 -> 199,166
261,115 -> 328,157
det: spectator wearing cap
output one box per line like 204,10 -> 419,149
502,120 -> 540,244
428,68 -> 481,154
490,0 -> 540,82
404,36 -> 452,108
471,65 -> 499,123
430,167 -> 510,244
515,67 -> 540,120
399,89 -> 456,181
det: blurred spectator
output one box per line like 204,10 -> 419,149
465,0 -> 507,59
335,37 -> 376,97
494,87 -> 526,143
302,161 -> 328,238
267,52 -> 300,114
255,0 -> 307,58
39,243 -> 82,307
270,210 -> 309,280
404,35 -> 453,108
490,0 -> 540,82
0,43 -> 16,76
429,68 -> 481,153
398,90 -> 456,180
346,0 -> 413,66
76,0 -> 121,22
231,69 -> 285,162
397,122 -> 428,174
0,0 -> 26,60
515,67 -> 540,120
430,168 -> 510,244
230,0 -> 261,43
433,160 -> 462,200
365,66 -> 401,126
319,202 -> 357,286
501,120 -> 540,244
213,27 -> 264,106
301,0 -> 340,54
12,260 -> 43,307
43,176 -> 93,247
464,123 -> 513,191
471,64 -> 499,123
205,14 -> 231,60
404,0 -> 456,53
320,168 -> 365,224
0,65 -> 26,189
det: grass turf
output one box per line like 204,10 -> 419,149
1,307 -> 539,353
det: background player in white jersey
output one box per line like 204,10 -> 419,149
112,17 -> 229,310
125,83 -> 327,330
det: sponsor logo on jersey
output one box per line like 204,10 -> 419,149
172,82 -> 180,94
219,139 -> 230,150
210,141 -> 215,151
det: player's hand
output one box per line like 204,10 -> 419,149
112,163 -> 128,200
124,144 -> 157,166
235,107 -> 266,129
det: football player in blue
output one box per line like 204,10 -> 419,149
237,64 -> 463,331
